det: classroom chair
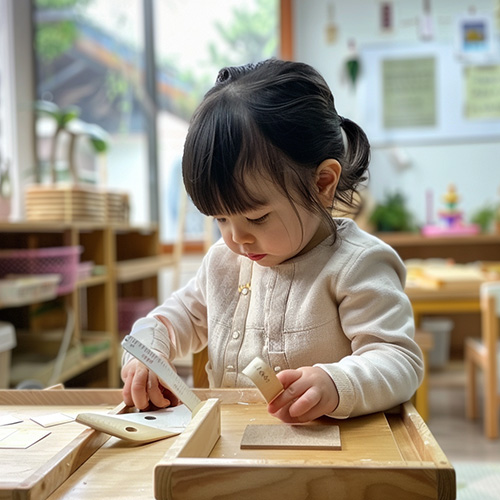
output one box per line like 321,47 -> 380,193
465,281 -> 500,439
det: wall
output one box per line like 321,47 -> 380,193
1,0 -> 36,221
293,0 -> 500,226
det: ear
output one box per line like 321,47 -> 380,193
315,159 -> 341,208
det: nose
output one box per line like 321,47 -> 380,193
231,223 -> 254,245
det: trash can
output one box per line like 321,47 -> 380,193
0,321 -> 16,388
421,317 -> 454,369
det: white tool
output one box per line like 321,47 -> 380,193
76,405 -> 192,444
121,334 -> 202,412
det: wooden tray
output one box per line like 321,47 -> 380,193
0,389 -> 456,500
155,390 -> 456,500
0,388 -> 124,500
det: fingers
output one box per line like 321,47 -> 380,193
146,372 -> 173,409
121,360 -> 173,410
288,386 -> 322,417
268,367 -> 339,423
268,369 -> 307,414
129,362 -> 152,410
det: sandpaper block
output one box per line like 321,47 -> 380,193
240,424 -> 341,450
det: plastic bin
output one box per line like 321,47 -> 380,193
118,297 -> 157,335
0,274 -> 60,307
421,317 -> 454,369
0,246 -> 82,295
0,322 -> 16,388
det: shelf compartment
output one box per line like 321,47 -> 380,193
0,274 -> 60,308
116,255 -> 175,283
10,330 -> 112,387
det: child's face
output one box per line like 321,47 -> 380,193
214,175 -> 325,267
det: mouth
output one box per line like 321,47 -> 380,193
246,253 -> 267,261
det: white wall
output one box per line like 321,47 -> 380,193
293,0 -> 500,226
1,0 -> 35,221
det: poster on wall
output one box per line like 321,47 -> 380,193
456,13 -> 496,62
359,43 -> 500,145
382,57 -> 436,128
464,65 -> 500,120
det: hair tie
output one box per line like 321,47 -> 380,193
338,115 -> 345,127
215,63 -> 258,85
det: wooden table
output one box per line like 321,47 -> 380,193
0,388 -> 455,500
406,283 -> 481,422
406,284 -> 481,328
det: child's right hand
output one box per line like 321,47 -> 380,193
121,359 -> 178,410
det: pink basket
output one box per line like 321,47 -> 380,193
0,246 -> 82,295
118,297 -> 156,334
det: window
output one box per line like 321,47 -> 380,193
32,0 -> 279,241
154,0 -> 279,242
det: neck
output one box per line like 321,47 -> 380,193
296,220 -> 331,258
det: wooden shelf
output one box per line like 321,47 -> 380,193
77,274 -> 108,288
0,222 -> 174,388
115,255 -> 174,283
377,232 -> 500,262
10,332 -> 112,387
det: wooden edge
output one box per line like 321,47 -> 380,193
45,383 -> 65,391
192,388 -> 266,404
0,389 -> 124,406
400,401 -> 456,500
12,396 -> 127,500
155,398 -> 221,499
154,461 -> 446,500
158,398 -> 220,461
399,402 -> 452,466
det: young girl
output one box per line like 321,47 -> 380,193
121,59 -> 423,423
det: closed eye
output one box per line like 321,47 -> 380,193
246,213 -> 269,224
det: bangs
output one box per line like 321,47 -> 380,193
182,94 -> 287,216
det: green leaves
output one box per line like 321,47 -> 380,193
370,192 -> 416,232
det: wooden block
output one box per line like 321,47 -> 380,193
242,357 -> 284,403
240,424 -> 341,450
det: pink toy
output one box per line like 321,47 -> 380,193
422,184 -> 479,237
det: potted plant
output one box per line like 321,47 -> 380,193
34,100 -> 109,184
369,192 -> 416,232
24,100 -> 120,223
471,204 -> 496,233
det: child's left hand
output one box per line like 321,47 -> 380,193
268,367 -> 339,423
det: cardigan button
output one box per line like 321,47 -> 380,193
274,366 -> 281,373
232,331 -> 240,339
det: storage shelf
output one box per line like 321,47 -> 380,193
116,255 -> 175,283
77,274 -> 108,288
0,222 -> 174,388
10,332 -> 112,387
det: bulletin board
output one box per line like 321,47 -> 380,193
359,42 -> 500,146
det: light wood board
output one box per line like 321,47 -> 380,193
240,423 -> 341,450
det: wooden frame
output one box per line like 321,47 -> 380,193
156,390 -> 455,500
465,282 -> 500,439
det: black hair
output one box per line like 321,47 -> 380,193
182,59 -> 370,239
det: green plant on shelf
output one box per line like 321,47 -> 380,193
34,100 -> 109,185
471,204 -> 498,233
369,191 -> 417,232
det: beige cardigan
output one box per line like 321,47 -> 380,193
125,219 -> 424,418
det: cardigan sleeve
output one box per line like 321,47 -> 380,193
122,253 -> 210,366
315,243 -> 424,418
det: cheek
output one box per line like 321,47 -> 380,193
219,226 -> 235,248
